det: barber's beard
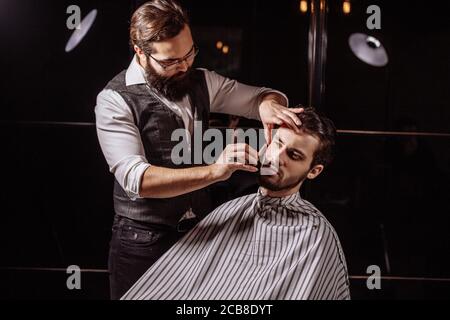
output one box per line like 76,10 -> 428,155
145,63 -> 194,101
258,170 -> 307,192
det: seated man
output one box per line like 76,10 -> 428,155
121,108 -> 350,300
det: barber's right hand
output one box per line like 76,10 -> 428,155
212,143 -> 259,181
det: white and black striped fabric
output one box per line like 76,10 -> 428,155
122,189 -> 350,300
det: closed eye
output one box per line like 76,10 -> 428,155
287,149 -> 304,161
287,151 -> 302,161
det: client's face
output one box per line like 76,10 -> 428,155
258,127 -> 323,192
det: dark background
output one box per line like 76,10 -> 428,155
0,0 -> 449,299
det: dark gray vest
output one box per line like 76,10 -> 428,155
104,69 -> 212,227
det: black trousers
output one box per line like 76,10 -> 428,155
108,215 -> 187,300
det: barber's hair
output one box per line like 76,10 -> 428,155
130,0 -> 189,54
296,107 -> 336,168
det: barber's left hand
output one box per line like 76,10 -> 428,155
259,100 -> 304,144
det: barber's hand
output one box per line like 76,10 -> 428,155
212,143 -> 259,181
259,100 -> 304,144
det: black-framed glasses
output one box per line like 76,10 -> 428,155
147,44 -> 199,71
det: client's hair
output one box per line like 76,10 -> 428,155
295,107 -> 336,168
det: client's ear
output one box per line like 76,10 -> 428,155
307,164 -> 324,180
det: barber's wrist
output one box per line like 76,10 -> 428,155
208,163 -> 224,182
260,93 -> 287,107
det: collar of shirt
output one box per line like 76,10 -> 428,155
125,54 -> 147,86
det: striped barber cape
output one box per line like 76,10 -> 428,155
122,188 -> 350,300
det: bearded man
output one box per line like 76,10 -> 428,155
121,108 -> 350,300
95,0 -> 302,299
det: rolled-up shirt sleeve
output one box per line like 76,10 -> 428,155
95,89 -> 151,200
203,69 -> 289,120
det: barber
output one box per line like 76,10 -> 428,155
94,0 -> 303,299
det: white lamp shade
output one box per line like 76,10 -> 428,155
65,9 -> 98,53
348,33 -> 388,67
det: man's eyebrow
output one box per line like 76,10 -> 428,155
160,45 -> 194,62
290,148 -> 306,158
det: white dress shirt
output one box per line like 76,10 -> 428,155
95,55 -> 288,200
